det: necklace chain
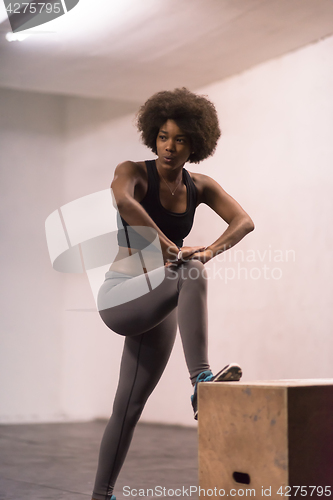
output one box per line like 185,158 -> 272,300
159,172 -> 182,196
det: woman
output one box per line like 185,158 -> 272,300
92,88 -> 254,500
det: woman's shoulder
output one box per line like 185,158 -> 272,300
115,160 -> 146,174
186,170 -> 223,204
186,170 -> 216,190
114,160 -> 148,182
112,161 -> 149,202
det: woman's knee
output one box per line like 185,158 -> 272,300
182,260 -> 207,281
177,260 -> 208,294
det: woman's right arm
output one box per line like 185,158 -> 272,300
111,161 -> 179,262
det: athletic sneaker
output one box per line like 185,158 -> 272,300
191,363 -> 242,420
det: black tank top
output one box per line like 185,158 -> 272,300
117,159 -> 198,249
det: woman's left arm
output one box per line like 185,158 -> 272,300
186,173 -> 254,263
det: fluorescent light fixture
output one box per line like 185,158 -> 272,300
6,32 -> 30,42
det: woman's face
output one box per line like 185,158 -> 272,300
156,119 -> 191,170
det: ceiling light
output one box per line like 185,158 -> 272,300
6,32 -> 30,42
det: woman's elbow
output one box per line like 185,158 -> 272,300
244,216 -> 255,233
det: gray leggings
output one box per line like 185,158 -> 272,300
92,260 -> 210,500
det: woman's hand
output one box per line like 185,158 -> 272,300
179,246 -> 206,260
165,246 -> 205,267
165,246 -> 214,266
181,247 -> 213,264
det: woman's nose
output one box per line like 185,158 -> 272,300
165,140 -> 175,151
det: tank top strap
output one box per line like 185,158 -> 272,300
182,167 -> 197,208
145,159 -> 160,201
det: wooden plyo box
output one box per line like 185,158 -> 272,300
198,380 -> 333,496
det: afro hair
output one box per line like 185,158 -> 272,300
136,88 -> 221,163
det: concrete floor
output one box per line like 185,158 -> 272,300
0,420 -> 198,500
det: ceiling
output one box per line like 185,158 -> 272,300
0,0 -> 332,107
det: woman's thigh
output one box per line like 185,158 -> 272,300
98,266 -> 180,336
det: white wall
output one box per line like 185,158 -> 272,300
193,34 -> 333,383
0,88 -> 66,422
1,34 -> 332,426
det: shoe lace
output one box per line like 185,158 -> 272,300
197,370 -> 214,383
